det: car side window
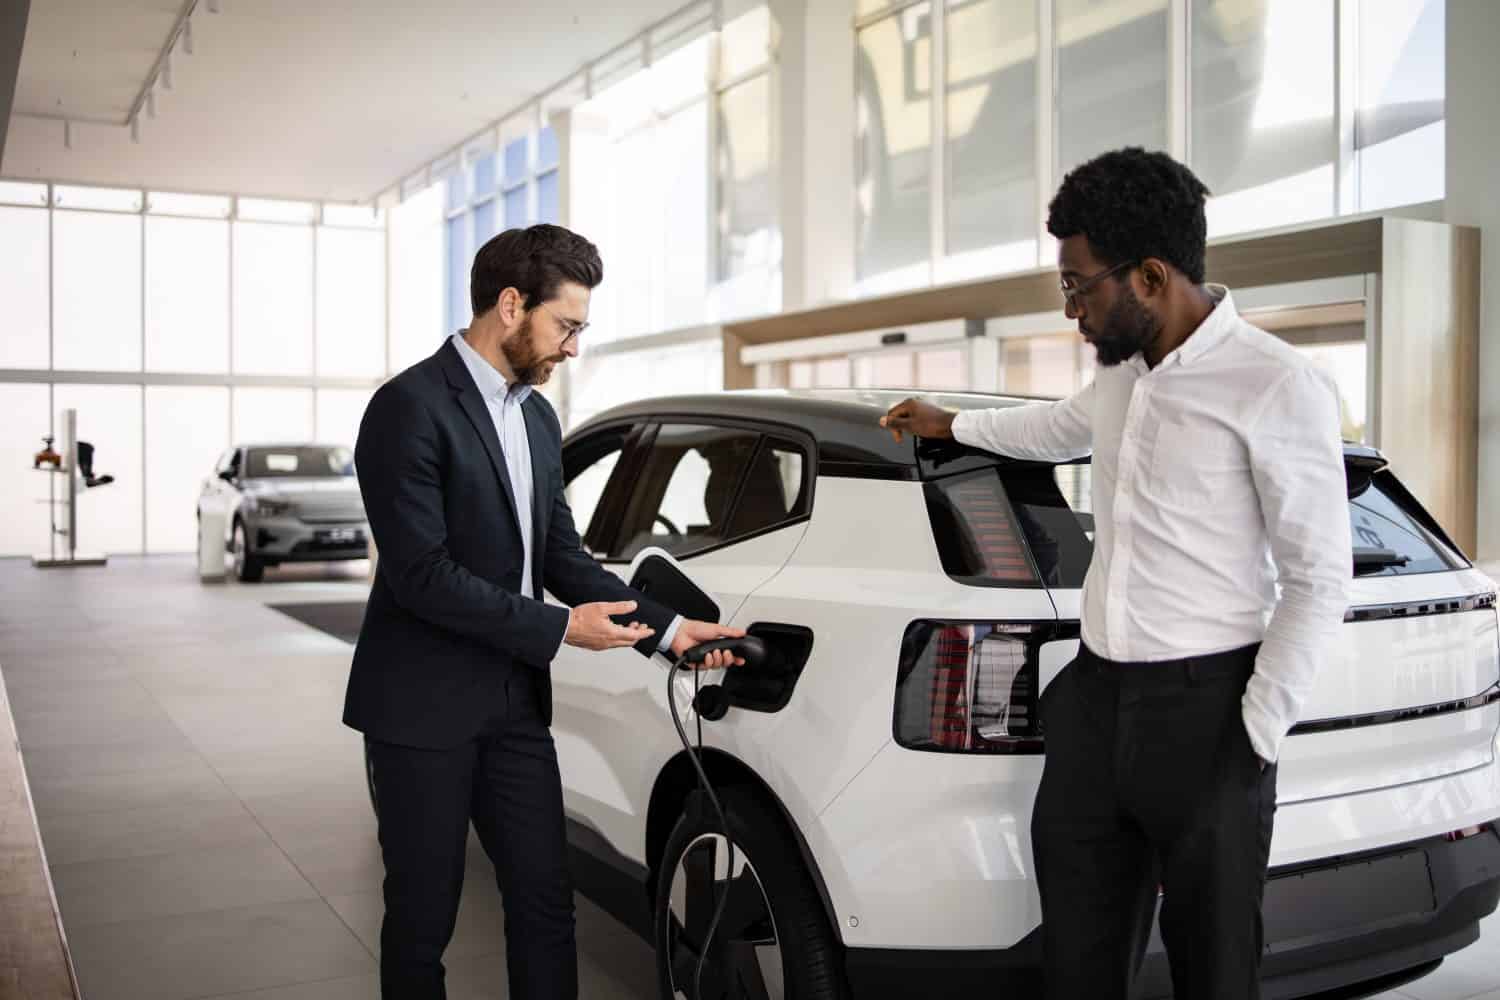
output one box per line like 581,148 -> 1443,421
563,425 -> 637,557
724,436 -> 810,539
611,424 -> 761,561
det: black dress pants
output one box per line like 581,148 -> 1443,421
1031,642 -> 1277,1000
365,676 -> 576,1000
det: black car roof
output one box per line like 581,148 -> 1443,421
573,388 -> 1383,479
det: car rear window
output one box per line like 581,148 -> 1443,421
1350,471 -> 1465,576
246,446 -> 354,478
924,461 -> 1094,589
927,457 -> 1465,589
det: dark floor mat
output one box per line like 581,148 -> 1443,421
268,601 -> 366,644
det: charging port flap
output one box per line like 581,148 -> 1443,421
723,623 -> 814,713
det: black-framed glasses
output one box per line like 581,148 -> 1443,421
1059,260 -> 1137,308
535,302 -> 589,346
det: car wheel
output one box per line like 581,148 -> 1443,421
655,787 -> 850,1000
232,519 -> 265,583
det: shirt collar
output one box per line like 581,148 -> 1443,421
451,331 -> 533,405
1166,284 -> 1236,368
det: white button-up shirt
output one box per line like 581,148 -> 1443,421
451,332 -> 682,656
951,288 -> 1351,762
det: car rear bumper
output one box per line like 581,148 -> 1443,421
844,824 -> 1500,1000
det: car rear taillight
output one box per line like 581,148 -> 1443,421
897,621 -> 1068,754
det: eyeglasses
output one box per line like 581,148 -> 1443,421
1059,260 -> 1137,308
535,302 -> 589,347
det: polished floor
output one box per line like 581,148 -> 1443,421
0,555 -> 1498,1000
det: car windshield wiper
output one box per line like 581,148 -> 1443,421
1353,546 -> 1410,576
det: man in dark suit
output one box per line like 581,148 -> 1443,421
346,224 -> 743,999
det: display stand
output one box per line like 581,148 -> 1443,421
32,409 -> 107,569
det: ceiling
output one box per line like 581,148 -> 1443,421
2,0 -> 684,201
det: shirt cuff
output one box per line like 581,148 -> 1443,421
553,607 -> 571,660
657,615 -> 683,655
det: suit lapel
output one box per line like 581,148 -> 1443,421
438,340 -> 523,542
521,396 -> 551,595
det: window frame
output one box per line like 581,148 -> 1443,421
567,415 -> 816,565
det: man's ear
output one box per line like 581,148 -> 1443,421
496,287 -> 525,324
1139,258 -> 1170,299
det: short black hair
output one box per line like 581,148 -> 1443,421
469,224 -> 603,318
1046,148 -> 1210,284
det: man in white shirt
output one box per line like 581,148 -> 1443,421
880,148 -> 1351,1000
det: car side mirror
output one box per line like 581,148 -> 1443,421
218,470 -> 236,483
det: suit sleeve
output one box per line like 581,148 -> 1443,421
537,409 -> 675,659
355,379 -> 569,668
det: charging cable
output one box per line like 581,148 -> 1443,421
672,650 -> 735,1000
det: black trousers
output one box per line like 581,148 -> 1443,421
1031,642 -> 1277,1000
365,676 -> 576,1000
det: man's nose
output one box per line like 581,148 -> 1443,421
1063,295 -> 1082,321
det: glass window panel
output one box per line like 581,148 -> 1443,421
237,197 -> 317,224
447,215 -> 470,333
232,222 -> 313,375
54,384 -> 144,555
0,180 -> 48,207
1297,341 -> 1367,442
0,384 -> 53,556
1002,333 -> 1082,397
233,387 -> 314,444
537,171 -> 560,225
660,102 -> 709,330
721,2 -> 772,80
1056,0 -> 1169,182
147,191 -> 232,218
945,0 -> 1037,260
146,216 -> 230,373
53,211 -> 143,372
588,63 -> 657,136
389,184 -> 446,372
0,207 -> 50,369
473,151 -> 498,194
317,226 -> 386,378
445,171 -> 468,214
652,34 -> 710,109
607,129 -> 659,337
504,137 -> 530,182
473,199 -> 498,244
144,386 -> 229,553
856,4 -> 933,282
1356,0 -> 1445,211
917,347 -> 967,389
503,187 -> 529,229
612,424 -> 761,560
538,126 -> 560,170
315,388 -> 374,449
321,203 -> 385,228
1193,0 -> 1334,237
718,74 -> 778,280
855,350 -> 913,388
814,358 -> 853,387
52,185 -> 142,212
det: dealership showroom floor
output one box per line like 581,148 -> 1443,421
0,557 -> 660,1000
0,556 -> 1496,1000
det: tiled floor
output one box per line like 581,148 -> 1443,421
0,554 -> 1497,1000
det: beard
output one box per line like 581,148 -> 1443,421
500,315 -> 564,385
1087,286 -> 1162,367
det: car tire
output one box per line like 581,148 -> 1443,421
232,519 -> 264,583
655,786 -> 850,1000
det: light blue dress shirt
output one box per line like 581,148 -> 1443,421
450,333 -> 681,654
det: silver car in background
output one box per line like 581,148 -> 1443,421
198,443 -> 368,582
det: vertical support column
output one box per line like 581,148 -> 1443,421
1167,0 -> 1188,163
1446,0 -> 1500,562
770,0 -> 855,311
1035,0 -> 1056,264
1334,0 -> 1359,217
1376,219 -> 1481,556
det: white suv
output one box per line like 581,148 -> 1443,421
547,388 -> 1500,1000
